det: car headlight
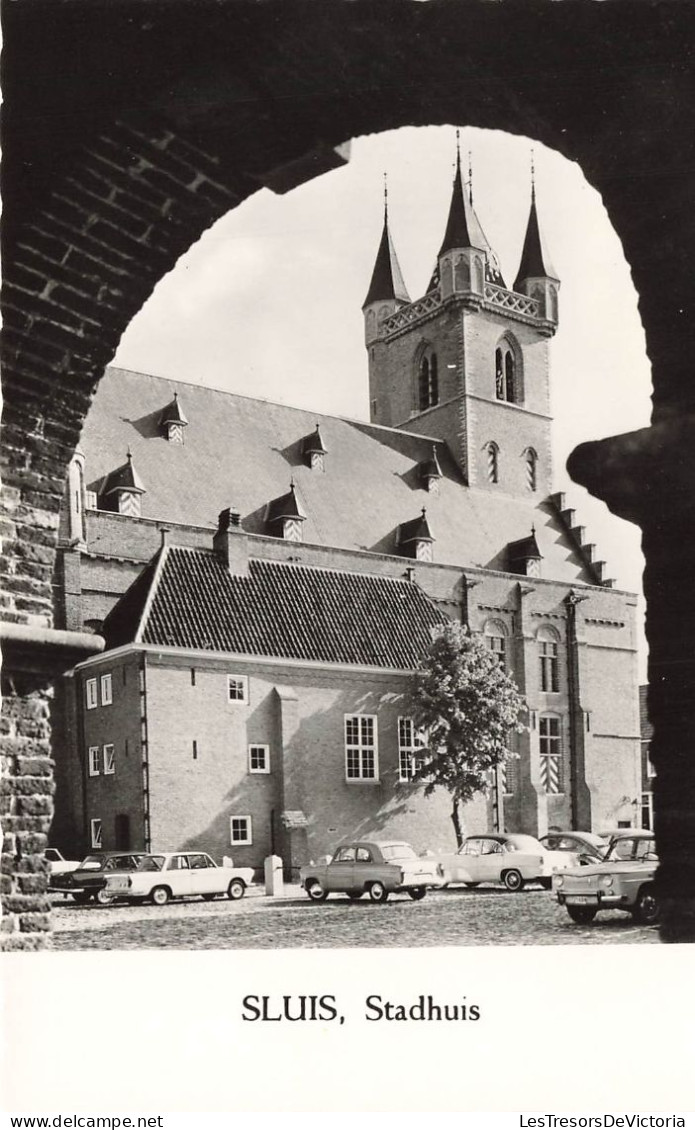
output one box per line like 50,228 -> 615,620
555,876 -> 564,888
600,875 -> 613,888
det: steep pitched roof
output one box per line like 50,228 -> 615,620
100,451 -> 146,497
81,367 -> 598,585
433,155 -> 506,288
514,189 -> 558,287
106,547 -> 448,669
363,210 -> 410,307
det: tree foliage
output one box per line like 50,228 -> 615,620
409,622 -> 526,845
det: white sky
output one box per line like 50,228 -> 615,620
113,125 -> 652,677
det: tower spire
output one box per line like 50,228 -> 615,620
362,182 -> 410,308
513,158 -> 558,290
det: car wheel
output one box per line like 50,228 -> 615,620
227,879 -> 246,901
368,881 -> 389,903
408,887 -> 427,901
72,891 -> 91,905
567,905 -> 597,925
632,886 -> 660,925
95,888 -> 113,906
201,893 -> 217,901
150,885 -> 171,906
346,892 -> 363,900
306,879 -> 328,902
464,882 -> 480,889
502,869 -> 524,892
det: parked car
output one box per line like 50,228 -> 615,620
553,830 -> 659,925
52,852 -> 155,904
44,847 -> 82,889
539,831 -> 607,864
102,851 -> 255,905
436,833 -> 578,891
299,840 -> 443,903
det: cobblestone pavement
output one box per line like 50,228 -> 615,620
50,884 -> 660,949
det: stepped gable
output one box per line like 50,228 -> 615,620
81,367 -> 601,585
108,546 -> 449,669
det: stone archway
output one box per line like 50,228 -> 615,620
3,0 -> 695,947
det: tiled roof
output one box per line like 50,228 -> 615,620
81,368 -> 597,585
108,548 -> 448,669
100,451 -> 146,497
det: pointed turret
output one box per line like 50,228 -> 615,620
160,391 -> 188,444
398,508 -> 435,562
514,164 -> 560,325
99,450 -> 146,517
362,183 -> 410,346
430,142 -> 506,298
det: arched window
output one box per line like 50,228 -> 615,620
485,441 -> 499,484
525,448 -> 538,492
484,619 -> 508,668
418,350 -> 439,411
495,338 -> 521,403
537,626 -> 560,693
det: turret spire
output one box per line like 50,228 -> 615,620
514,160 -> 558,289
431,134 -> 506,289
362,183 -> 410,308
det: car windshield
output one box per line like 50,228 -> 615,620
605,837 -> 657,862
138,856 -> 164,871
380,844 -> 417,861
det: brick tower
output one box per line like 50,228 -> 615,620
363,148 -> 561,500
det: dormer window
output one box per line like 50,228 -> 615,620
509,528 -> 543,578
99,451 -> 146,517
420,445 -> 443,494
301,424 -> 327,472
266,483 -> 306,543
159,392 -> 188,444
418,350 -> 439,411
397,508 -> 435,563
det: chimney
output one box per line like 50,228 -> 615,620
213,508 -> 248,577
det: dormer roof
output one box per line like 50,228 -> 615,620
302,424 -> 327,458
420,444 -> 443,484
159,391 -> 188,428
266,482 -> 306,525
363,208 -> 410,308
399,507 -> 435,547
508,528 -> 542,572
101,451 -> 146,497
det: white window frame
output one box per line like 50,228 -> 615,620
100,673 -> 113,706
344,714 -> 379,782
227,675 -> 249,704
398,717 -> 426,783
90,818 -> 102,849
248,744 -> 270,774
230,815 -> 253,845
641,791 -> 654,831
539,714 -> 563,795
85,678 -> 98,710
103,744 -> 115,775
88,746 -> 101,777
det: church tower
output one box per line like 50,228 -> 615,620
363,147 -> 560,499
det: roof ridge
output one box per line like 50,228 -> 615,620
168,543 -> 428,588
134,543 -> 171,643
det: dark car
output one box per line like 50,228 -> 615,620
53,852 -> 153,904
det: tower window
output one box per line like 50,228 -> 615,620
525,448 -> 538,492
418,351 -> 439,411
495,341 -> 520,404
486,442 -> 500,484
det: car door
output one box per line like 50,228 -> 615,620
475,839 -> 505,883
325,846 -> 356,891
354,844 -> 381,889
186,853 -> 220,896
164,854 -> 192,898
453,838 -> 486,883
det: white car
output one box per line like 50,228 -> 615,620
45,847 -> 82,888
436,833 -> 578,891
102,851 -> 255,905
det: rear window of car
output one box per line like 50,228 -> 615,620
138,856 -> 164,871
77,856 -> 106,871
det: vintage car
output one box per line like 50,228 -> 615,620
44,847 -> 82,889
299,840 -> 442,902
52,851 -> 154,903
102,851 -> 255,905
553,830 -> 659,925
539,831 -> 607,864
436,833 -> 578,891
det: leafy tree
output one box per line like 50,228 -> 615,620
409,622 -> 526,847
